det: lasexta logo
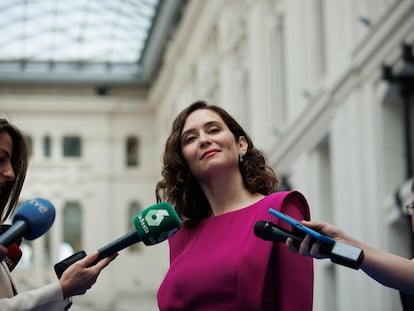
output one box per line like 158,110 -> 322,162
145,209 -> 169,226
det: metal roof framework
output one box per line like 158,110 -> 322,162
0,0 -> 187,87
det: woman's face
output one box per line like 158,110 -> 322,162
180,109 -> 247,181
0,131 -> 15,189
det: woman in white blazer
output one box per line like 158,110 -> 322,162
0,119 -> 117,310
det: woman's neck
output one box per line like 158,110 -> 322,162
199,172 -> 264,216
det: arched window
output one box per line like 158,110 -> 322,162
63,201 -> 82,253
128,201 -> 141,252
126,136 -> 139,167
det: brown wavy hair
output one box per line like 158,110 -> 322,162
0,119 -> 28,223
155,101 -> 278,227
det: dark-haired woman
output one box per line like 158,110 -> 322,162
0,119 -> 117,310
156,101 -> 314,310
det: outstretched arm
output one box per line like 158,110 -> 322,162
286,220 -> 414,295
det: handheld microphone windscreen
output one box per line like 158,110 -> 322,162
94,202 -> 181,260
54,201 -> 182,277
0,198 -> 56,247
4,243 -> 22,271
133,201 -> 181,245
13,198 -> 56,240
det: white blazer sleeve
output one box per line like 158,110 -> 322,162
0,263 -> 67,311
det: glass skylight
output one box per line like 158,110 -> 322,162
0,0 -> 162,83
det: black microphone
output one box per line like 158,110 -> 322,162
54,202 -> 182,278
254,220 -> 364,269
0,198 -> 55,247
254,220 -> 305,245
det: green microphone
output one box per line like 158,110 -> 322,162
54,202 -> 181,278
132,202 -> 182,246
96,202 -> 181,259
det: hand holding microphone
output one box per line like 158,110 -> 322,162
254,216 -> 364,270
59,250 -> 118,300
254,220 -> 333,256
54,202 -> 181,278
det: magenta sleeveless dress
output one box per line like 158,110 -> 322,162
157,191 -> 314,310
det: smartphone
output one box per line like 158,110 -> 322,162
54,250 -> 87,279
268,208 -> 335,244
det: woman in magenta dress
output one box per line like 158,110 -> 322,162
156,101 -> 314,310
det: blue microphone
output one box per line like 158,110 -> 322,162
0,198 -> 56,247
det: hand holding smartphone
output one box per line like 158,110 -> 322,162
54,250 -> 87,279
267,208 -> 364,269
